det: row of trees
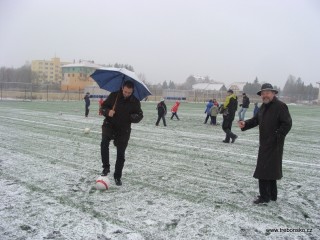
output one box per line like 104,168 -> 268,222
1,63 -> 318,102
282,75 -> 318,101
144,75 -> 198,91
241,77 -> 280,95
0,64 -> 34,84
242,76 -> 318,101
150,75 -> 318,102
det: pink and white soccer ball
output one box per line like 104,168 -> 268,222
95,176 -> 110,190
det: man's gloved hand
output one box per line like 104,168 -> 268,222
101,109 -> 108,117
130,112 -> 143,123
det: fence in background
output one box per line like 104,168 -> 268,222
1,82 -> 268,104
0,82 -> 88,101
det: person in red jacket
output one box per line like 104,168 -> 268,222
170,101 -> 180,120
98,97 -> 104,115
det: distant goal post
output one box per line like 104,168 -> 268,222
162,89 -> 188,102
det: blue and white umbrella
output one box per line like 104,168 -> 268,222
90,67 -> 152,101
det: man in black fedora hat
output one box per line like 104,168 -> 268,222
238,83 -> 292,204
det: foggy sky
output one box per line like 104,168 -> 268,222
0,0 -> 319,88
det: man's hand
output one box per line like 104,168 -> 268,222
238,120 -> 245,129
108,110 -> 115,117
130,112 -> 143,123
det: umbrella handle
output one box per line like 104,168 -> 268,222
112,92 -> 120,111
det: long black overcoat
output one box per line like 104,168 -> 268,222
241,97 -> 292,180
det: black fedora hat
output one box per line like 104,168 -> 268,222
257,83 -> 278,96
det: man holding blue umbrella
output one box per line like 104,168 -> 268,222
100,81 -> 143,186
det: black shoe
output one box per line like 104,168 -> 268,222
222,140 -> 230,143
253,196 -> 269,204
101,169 -> 109,176
271,197 -> 277,201
115,178 -> 122,186
231,135 -> 238,143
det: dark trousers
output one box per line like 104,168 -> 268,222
85,105 -> 90,117
156,115 -> 167,126
204,114 -> 210,123
210,116 -> 217,125
259,179 -> 277,201
101,135 -> 127,179
222,116 -> 236,142
171,112 -> 180,120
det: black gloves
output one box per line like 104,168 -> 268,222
101,108 -> 108,117
130,112 -> 143,123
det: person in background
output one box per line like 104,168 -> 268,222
209,102 -> 219,125
156,99 -> 167,126
204,99 -> 213,124
238,83 -> 292,204
213,99 -> 219,107
253,102 -> 259,116
100,81 -> 143,186
98,97 -> 104,115
84,92 -> 90,117
170,101 -> 180,120
221,89 -> 238,143
238,92 -> 250,121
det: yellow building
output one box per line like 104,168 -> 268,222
61,61 -> 102,91
31,57 -> 70,84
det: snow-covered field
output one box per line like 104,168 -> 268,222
0,100 -> 319,240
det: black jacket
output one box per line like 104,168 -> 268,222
241,97 -> 292,180
84,95 -> 90,107
222,94 -> 238,121
157,101 -> 167,116
101,91 -> 143,131
241,95 -> 250,108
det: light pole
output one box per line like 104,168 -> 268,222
317,82 -> 320,102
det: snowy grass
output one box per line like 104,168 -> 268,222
0,100 -> 319,240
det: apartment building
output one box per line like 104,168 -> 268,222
61,60 -> 102,91
31,57 -> 70,84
